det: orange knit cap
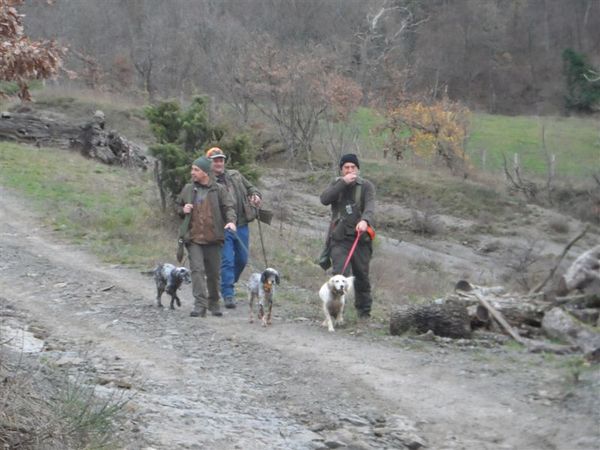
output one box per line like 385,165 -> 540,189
206,147 -> 227,160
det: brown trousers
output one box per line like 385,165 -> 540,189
187,242 -> 222,311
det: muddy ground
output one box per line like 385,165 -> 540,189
1,181 -> 599,450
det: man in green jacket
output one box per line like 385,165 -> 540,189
320,153 -> 376,318
177,156 -> 237,317
206,147 -> 262,309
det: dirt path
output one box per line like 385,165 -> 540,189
1,185 -> 598,450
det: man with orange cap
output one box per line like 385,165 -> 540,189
206,147 -> 262,309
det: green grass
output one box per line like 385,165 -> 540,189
466,113 -> 599,177
0,142 -> 172,267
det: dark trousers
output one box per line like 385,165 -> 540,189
187,242 -> 222,312
331,238 -> 373,314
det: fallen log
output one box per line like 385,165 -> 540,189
553,293 -> 600,309
453,281 -> 545,327
390,302 -> 471,338
556,244 -> 600,295
0,110 -> 150,170
530,226 -> 590,295
473,292 -> 576,354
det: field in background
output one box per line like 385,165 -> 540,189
467,113 -> 600,178
349,107 -> 599,179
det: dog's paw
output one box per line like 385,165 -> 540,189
156,303 -> 164,308
328,326 -> 335,332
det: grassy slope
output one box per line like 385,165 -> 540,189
0,142 -> 170,267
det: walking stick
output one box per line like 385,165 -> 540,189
341,230 -> 363,274
255,208 -> 269,268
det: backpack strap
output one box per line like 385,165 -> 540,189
354,183 -> 362,208
178,186 -> 196,240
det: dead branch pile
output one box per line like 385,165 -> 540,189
390,244 -> 600,362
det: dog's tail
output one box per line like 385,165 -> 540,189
140,270 -> 155,276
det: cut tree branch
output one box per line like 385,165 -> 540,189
529,225 -> 590,295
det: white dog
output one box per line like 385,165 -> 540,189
319,275 -> 355,332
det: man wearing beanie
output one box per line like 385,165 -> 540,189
206,147 -> 262,309
320,153 -> 376,319
177,156 -> 237,317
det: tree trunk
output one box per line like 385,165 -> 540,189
390,302 -> 471,339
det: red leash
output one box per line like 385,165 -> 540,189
341,230 -> 363,274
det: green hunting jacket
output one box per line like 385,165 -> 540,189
320,176 -> 376,241
216,169 -> 262,227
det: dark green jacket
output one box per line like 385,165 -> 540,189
216,169 -> 261,227
176,179 -> 236,243
320,176 -> 376,241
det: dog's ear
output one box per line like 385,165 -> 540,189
275,272 -> 280,285
261,271 -> 267,284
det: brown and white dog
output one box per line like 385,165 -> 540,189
248,268 -> 280,327
319,274 -> 354,332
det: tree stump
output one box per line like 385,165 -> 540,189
390,302 -> 471,338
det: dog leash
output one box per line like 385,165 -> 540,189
341,230 -> 363,274
228,229 -> 269,270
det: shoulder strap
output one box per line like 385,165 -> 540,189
178,186 -> 196,239
354,183 -> 362,207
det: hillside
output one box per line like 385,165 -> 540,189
1,98 -> 599,449
1,182 -> 599,449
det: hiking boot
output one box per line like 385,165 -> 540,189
190,307 -> 207,317
357,311 -> 371,320
210,309 -> 223,317
224,297 -> 237,309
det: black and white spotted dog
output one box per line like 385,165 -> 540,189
153,263 -> 191,309
248,268 -> 280,327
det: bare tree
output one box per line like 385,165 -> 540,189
351,0 -> 428,102
244,40 -> 354,167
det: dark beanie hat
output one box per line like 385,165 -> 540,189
192,156 -> 212,174
339,153 -> 360,169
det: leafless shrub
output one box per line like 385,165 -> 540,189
410,209 -> 444,236
548,217 -> 570,234
503,152 -> 538,201
502,241 -> 544,290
